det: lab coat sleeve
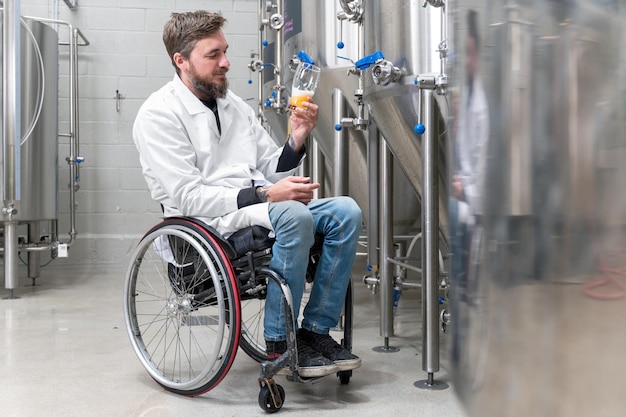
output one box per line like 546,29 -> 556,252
133,103 -> 239,219
463,84 -> 490,212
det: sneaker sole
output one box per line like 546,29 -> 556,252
334,358 -> 362,372
298,363 -> 339,378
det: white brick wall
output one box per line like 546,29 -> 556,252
17,0 -> 261,264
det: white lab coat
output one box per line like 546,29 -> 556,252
133,75 -> 300,236
456,76 -> 489,215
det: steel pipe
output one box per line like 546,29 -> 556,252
367,121 -> 380,272
27,222 -> 41,280
310,139 -> 325,199
3,222 -> 19,297
379,139 -> 394,340
3,0 -> 22,293
420,88 -> 439,375
332,88 -> 349,196
273,0 -> 285,112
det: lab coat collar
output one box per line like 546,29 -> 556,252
217,95 -> 233,137
172,74 -> 206,115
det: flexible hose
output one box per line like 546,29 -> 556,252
582,249 -> 626,300
581,214 -> 626,300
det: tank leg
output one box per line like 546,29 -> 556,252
414,88 -> 447,391
373,141 -> 399,353
28,222 -> 41,286
3,221 -> 20,300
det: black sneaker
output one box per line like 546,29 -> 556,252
265,337 -> 338,378
298,328 -> 362,371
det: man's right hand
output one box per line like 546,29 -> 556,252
257,176 -> 320,205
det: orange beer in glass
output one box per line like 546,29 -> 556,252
288,62 -> 321,111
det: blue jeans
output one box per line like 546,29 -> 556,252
264,196 -> 362,341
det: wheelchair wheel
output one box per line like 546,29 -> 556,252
124,218 -> 241,396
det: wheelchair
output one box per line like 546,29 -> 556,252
123,217 -> 354,413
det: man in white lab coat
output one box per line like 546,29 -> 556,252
133,10 -> 362,378
450,9 -> 489,368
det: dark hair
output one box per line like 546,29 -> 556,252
162,10 -> 226,71
467,9 -> 480,51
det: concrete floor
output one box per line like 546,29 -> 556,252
1,254 -> 466,417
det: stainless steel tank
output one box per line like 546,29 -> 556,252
261,1 -> 420,230
1,16 -> 59,222
449,1 -> 626,416
361,0 -> 449,232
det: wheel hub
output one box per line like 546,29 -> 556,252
166,295 -> 194,318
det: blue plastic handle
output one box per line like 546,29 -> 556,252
297,50 -> 315,66
354,50 -> 384,70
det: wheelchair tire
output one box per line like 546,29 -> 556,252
124,218 -> 241,396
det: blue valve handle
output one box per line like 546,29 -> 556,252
297,50 -> 315,66
354,50 -> 384,70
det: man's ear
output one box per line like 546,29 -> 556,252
173,52 -> 186,72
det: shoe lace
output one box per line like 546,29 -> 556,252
314,333 -> 345,353
297,339 -> 321,357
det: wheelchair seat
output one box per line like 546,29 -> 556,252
226,224 -> 275,259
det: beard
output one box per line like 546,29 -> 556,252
188,65 -> 229,100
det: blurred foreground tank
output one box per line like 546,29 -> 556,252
448,1 -> 626,416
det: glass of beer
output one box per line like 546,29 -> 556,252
288,62 -> 321,111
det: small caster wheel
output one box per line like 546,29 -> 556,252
338,370 -> 351,385
258,383 -> 285,413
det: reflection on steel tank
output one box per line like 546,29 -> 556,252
448,1 -> 626,417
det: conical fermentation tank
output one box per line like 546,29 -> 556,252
361,0 -> 449,232
261,0 -> 420,230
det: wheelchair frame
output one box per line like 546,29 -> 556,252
123,217 -> 354,413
